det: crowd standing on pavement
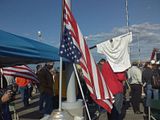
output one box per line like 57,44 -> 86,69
0,62 -> 57,120
77,58 -> 160,120
142,60 -> 160,117
1,58 -> 160,120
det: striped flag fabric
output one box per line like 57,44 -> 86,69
2,65 -> 39,83
59,0 -> 113,112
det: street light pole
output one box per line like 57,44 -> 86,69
138,33 -> 141,64
37,31 -> 42,42
135,31 -> 141,64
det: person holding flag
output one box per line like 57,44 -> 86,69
95,32 -> 132,120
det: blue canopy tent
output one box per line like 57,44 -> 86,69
0,30 -> 60,67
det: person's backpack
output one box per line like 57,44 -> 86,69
152,73 -> 160,89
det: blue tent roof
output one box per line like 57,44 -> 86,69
0,30 -> 60,67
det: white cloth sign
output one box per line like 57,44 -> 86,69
97,32 -> 132,72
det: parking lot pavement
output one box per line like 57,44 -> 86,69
12,93 -> 145,120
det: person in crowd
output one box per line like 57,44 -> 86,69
0,70 -> 14,120
96,59 -> 109,118
127,62 -> 143,114
50,69 -> 57,91
0,90 -> 12,120
28,81 -> 33,101
142,61 -> 154,114
97,58 -> 106,71
97,59 -> 108,109
36,62 -> 54,116
15,76 -> 30,107
36,64 -> 43,73
3,76 -> 15,86
142,60 -> 160,104
101,59 -> 127,120
35,64 -> 43,92
151,60 -> 159,100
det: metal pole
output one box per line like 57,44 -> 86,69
134,30 -> 140,63
59,57 -> 63,111
125,0 -> 129,32
0,69 -> 3,88
58,0 -> 65,111
73,64 -> 91,120
37,31 -> 42,42
137,33 -> 141,64
48,1 -> 66,119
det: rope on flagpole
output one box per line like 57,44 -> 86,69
73,64 -> 92,120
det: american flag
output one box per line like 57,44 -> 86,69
59,0 -> 113,112
2,65 -> 39,83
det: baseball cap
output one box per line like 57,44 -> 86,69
150,60 -> 156,64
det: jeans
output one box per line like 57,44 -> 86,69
108,93 -> 123,120
2,103 -> 12,120
114,93 -> 123,114
28,83 -> 33,98
39,92 -> 54,115
146,84 -> 159,106
19,86 -> 29,106
39,93 -> 45,111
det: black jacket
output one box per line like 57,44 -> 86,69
142,67 -> 153,85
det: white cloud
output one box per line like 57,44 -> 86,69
86,23 -> 160,62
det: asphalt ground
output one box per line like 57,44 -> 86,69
10,92 -> 146,120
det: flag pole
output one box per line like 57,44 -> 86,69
58,0 -> 65,112
73,64 -> 91,120
0,69 -> 3,88
48,1 -> 65,119
58,57 -> 63,111
125,0 -> 130,32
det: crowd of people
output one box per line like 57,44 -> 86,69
102,60 -> 160,120
0,62 -> 57,120
127,59 -> 160,117
80,58 -> 160,120
0,59 -> 160,120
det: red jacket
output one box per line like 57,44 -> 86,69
101,62 -> 127,95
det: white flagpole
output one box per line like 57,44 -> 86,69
48,58 -> 65,120
58,0 -> 65,111
48,1 -> 65,119
58,57 -> 63,111
0,69 -> 3,89
73,64 -> 91,120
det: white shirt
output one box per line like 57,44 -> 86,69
127,66 -> 142,84
97,32 -> 132,72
